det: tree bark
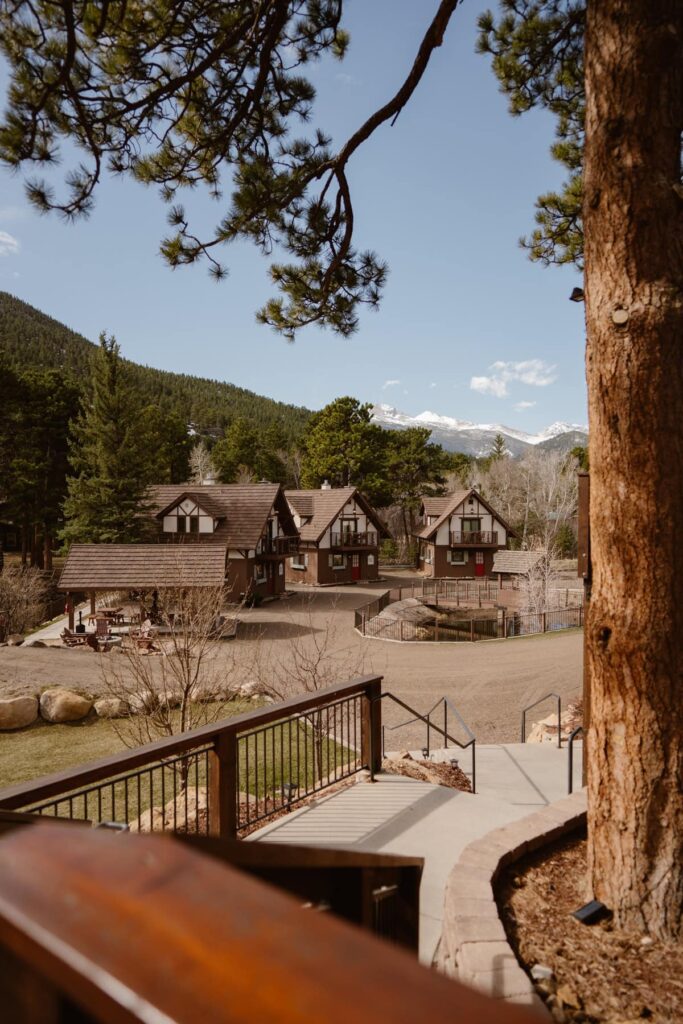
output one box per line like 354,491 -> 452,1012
584,0 -> 683,937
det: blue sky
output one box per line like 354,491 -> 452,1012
0,0 -> 586,429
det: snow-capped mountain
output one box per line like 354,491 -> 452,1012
372,404 -> 588,457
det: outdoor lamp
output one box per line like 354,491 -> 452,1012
282,781 -> 298,803
569,287 -> 585,303
421,747 -> 429,759
450,758 -> 459,769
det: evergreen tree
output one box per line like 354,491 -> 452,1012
488,433 -> 508,461
212,418 -> 261,483
301,397 -> 389,504
384,427 -> 449,537
62,335 -> 156,544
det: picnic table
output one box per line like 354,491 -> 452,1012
87,608 -> 125,625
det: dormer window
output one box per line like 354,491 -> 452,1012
162,498 -> 215,535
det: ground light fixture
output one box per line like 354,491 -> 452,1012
572,899 -> 610,925
282,781 -> 298,804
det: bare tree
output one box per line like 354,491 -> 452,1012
0,566 -> 49,636
517,547 -> 561,615
253,596 -> 371,785
188,441 -> 215,485
100,581 -> 244,754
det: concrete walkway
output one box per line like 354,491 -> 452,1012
254,742 -> 584,965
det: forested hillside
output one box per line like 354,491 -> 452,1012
0,292 -> 311,437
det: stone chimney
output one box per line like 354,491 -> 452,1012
320,480 -> 332,490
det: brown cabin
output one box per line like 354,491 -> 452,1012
285,485 -> 389,586
413,489 -> 515,579
148,483 -> 299,599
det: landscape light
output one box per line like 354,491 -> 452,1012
282,781 -> 298,804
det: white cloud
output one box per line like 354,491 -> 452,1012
0,231 -> 20,257
470,375 -> 508,398
382,379 -> 400,389
514,400 -> 537,411
429,382 -> 437,389
470,359 -> 557,398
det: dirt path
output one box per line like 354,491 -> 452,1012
0,571 -> 582,745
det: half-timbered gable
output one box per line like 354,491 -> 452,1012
285,486 -> 389,586
413,489 -> 514,579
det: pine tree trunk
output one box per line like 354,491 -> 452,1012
584,0 -> 683,938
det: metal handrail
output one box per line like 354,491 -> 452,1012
567,725 -> 584,793
377,694 -> 476,793
520,692 -> 562,748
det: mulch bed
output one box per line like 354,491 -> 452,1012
497,833 -> 683,1023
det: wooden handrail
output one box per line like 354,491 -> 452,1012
0,824 -> 539,1023
0,675 -> 383,812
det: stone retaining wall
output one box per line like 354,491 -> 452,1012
437,790 -> 587,1013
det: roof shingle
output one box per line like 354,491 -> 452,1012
59,545 -> 228,591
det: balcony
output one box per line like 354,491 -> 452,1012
450,531 -> 499,547
256,535 -> 299,558
330,530 -> 378,548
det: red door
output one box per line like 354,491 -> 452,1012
351,553 -> 361,581
475,551 -> 485,577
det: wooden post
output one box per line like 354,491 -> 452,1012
470,619 -> 474,643
542,611 -> 547,633
361,678 -> 382,778
400,619 -> 404,642
66,594 -> 75,632
90,592 -> 96,615
208,731 -> 238,839
503,612 -> 508,639
434,619 -> 439,642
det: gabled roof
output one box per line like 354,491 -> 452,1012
492,549 -> 544,575
148,484 -> 297,550
420,496 -> 452,518
413,488 -> 517,541
59,545 -> 228,591
286,487 -> 389,544
154,490 -> 226,520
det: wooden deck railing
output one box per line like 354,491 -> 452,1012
450,531 -> 499,545
0,824 -> 539,1023
257,535 -> 299,556
330,530 -> 378,548
0,676 -> 383,838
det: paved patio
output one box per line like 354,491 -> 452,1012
254,741 -> 584,965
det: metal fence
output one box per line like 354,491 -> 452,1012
0,677 -> 382,838
357,597 -> 583,643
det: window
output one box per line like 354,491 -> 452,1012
177,515 -> 186,534
461,518 -> 481,534
475,551 -> 484,564
448,549 -> 466,564
291,553 -> 307,570
189,515 -> 199,534
367,554 -> 375,566
330,553 -> 346,569
254,564 -> 266,583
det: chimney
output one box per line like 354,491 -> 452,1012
320,480 -> 332,490
203,471 -> 217,485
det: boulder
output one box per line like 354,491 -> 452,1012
0,695 -> 39,730
238,680 -> 263,698
7,634 -> 24,647
23,638 -> 47,648
94,697 -> 129,719
129,787 -> 208,834
40,688 -> 93,723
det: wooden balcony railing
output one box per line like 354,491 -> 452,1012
330,530 -> 378,548
0,823 -> 539,1024
257,535 -> 299,557
450,531 -> 499,546
0,676 -> 383,839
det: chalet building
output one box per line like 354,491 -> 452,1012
413,489 -> 514,579
285,485 -> 389,586
148,484 -> 299,600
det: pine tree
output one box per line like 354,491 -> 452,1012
301,398 -> 390,504
488,433 -> 508,461
62,335 -> 156,544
